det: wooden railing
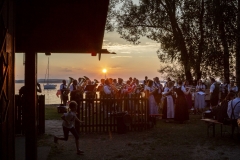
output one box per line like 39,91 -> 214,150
15,94 -> 153,134
75,94 -> 151,133
15,95 -> 45,135
66,96 -> 152,133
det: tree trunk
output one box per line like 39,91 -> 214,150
165,0 -> 192,81
216,0 -> 230,83
195,0 -> 205,81
236,0 -> 240,90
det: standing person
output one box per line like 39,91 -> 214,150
98,78 -> 105,98
162,81 -> 175,122
103,79 -> 115,113
213,92 -> 235,123
129,77 -> 133,85
184,80 -> 193,110
145,79 -> 158,124
70,80 -> 82,102
209,77 -> 220,109
194,79 -> 206,114
103,79 -> 113,97
228,80 -> 238,96
60,80 -> 69,106
116,78 -> 124,98
54,101 -> 84,155
143,76 -> 148,85
19,82 -> 42,108
163,77 -> 171,89
174,80 -> 192,123
220,78 -> 229,102
84,79 -> 95,107
227,91 -> 240,129
153,77 -> 163,108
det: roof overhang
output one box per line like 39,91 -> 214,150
15,0 -> 110,54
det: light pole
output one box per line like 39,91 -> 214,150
102,69 -> 107,79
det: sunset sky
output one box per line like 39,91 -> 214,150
15,31 -> 164,81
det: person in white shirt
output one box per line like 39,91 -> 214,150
103,79 -> 115,113
54,101 -> 84,155
227,91 -> 240,120
60,80 -> 69,105
103,79 -> 113,96
163,77 -> 172,90
162,81 -> 175,122
98,79 -> 105,98
228,80 -> 238,96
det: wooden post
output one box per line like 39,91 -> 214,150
38,95 -> 45,134
25,51 -> 37,160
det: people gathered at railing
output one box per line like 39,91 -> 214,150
56,76 -> 240,124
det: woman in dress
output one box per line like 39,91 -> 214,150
194,79 -> 206,114
162,81 -> 175,122
175,80 -> 192,123
145,80 -> 159,116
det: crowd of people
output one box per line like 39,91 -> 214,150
57,76 -> 240,124
54,76 -> 240,155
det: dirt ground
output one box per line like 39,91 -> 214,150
40,116 -> 240,160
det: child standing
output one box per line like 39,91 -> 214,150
54,101 -> 84,155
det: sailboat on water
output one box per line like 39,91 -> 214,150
44,57 -> 57,89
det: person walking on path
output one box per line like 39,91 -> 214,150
54,101 -> 84,155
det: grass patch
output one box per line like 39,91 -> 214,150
45,105 -> 62,120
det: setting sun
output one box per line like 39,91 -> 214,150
102,69 -> 107,73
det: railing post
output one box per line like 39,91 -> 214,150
15,95 -> 22,134
38,95 -> 45,134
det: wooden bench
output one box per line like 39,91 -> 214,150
201,118 -> 223,137
201,118 -> 239,137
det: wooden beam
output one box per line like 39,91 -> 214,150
24,51 -> 37,160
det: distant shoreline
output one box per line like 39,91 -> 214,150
15,79 -> 63,83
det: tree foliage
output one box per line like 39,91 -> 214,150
107,0 -> 239,83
